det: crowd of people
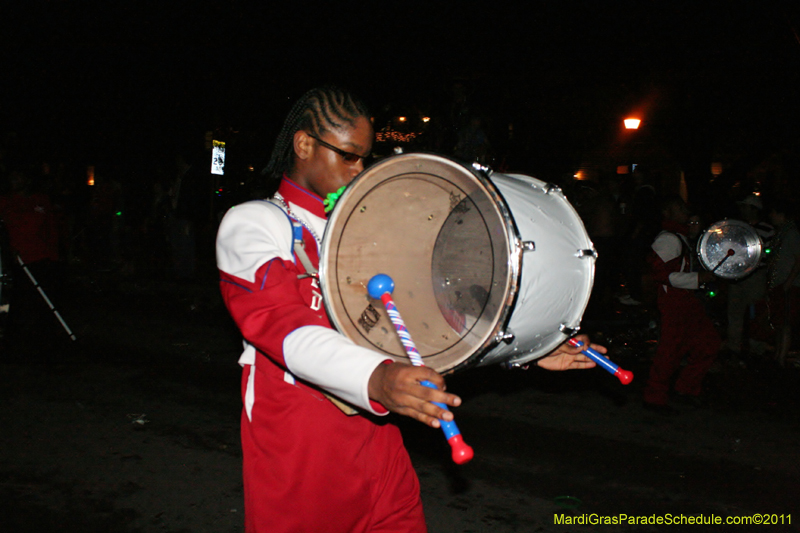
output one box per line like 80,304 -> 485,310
0,149 -> 226,353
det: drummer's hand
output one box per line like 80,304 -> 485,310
368,362 -> 461,428
536,334 -> 603,371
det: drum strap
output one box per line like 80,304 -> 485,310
263,199 -> 358,415
292,220 -> 358,416
676,233 -> 695,272
291,222 -> 319,279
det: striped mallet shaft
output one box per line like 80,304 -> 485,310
368,274 -> 474,465
566,338 -> 633,385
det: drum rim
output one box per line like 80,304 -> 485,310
319,153 -> 523,373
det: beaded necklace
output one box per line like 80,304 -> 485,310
272,192 -> 322,246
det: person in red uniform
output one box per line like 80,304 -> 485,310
0,168 -> 62,352
643,195 -> 720,412
215,86 -> 604,533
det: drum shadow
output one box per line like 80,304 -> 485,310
446,364 -> 633,408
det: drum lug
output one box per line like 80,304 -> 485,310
521,241 -> 535,252
543,183 -> 562,195
576,249 -> 597,259
559,323 -> 580,337
495,330 -> 515,345
471,162 -> 493,177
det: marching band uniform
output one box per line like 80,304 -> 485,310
644,219 -> 721,406
216,178 -> 426,533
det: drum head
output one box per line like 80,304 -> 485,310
319,154 -> 518,373
697,219 -> 763,280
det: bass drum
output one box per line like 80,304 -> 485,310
319,153 -> 595,374
697,219 -> 763,280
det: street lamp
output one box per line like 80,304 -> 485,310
624,118 -> 641,130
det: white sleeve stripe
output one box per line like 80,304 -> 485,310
283,325 -> 390,416
668,271 -> 699,290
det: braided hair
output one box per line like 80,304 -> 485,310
262,86 -> 370,187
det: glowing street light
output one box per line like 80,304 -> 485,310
624,118 -> 641,130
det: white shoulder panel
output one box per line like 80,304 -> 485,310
651,231 -> 682,263
216,201 -> 294,283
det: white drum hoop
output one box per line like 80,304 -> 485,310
319,153 -> 595,373
696,219 -> 763,280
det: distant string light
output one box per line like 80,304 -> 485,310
375,128 -> 419,143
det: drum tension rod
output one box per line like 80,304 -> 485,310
559,324 -> 580,337
522,241 -> 535,252
576,249 -> 597,258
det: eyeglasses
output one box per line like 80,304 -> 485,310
308,134 -> 370,165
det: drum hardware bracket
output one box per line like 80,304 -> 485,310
471,162 -> 493,177
501,361 -> 530,370
543,183 -> 562,195
521,241 -> 535,252
576,249 -> 597,259
495,331 -> 515,345
559,323 -> 580,337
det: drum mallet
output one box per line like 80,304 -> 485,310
368,274 -> 474,465
566,338 -> 633,385
16,254 -> 77,341
711,248 -> 736,273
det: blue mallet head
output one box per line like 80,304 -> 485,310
368,274 -> 395,299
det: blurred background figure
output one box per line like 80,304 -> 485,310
723,194 -> 775,367
765,198 -> 800,367
85,172 -> 122,270
454,115 -> 491,165
167,153 -> 208,282
643,195 -> 720,413
0,167 -> 64,355
619,168 -> 660,306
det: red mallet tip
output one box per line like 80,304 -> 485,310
448,434 -> 474,465
615,368 -> 634,385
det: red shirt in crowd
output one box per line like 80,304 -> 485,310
0,192 -> 60,264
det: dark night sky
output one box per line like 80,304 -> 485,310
3,2 -> 800,177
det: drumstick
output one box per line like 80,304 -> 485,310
566,338 -> 633,385
367,274 -> 474,465
711,248 -> 736,273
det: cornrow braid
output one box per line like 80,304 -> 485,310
262,85 -> 370,186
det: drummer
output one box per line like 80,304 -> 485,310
643,195 -> 721,413
215,85 -> 605,533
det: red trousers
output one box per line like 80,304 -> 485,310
241,358 -> 427,533
644,293 -> 721,405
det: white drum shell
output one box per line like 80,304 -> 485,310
479,174 -> 595,367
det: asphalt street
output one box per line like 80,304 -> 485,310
1,269 -> 799,532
